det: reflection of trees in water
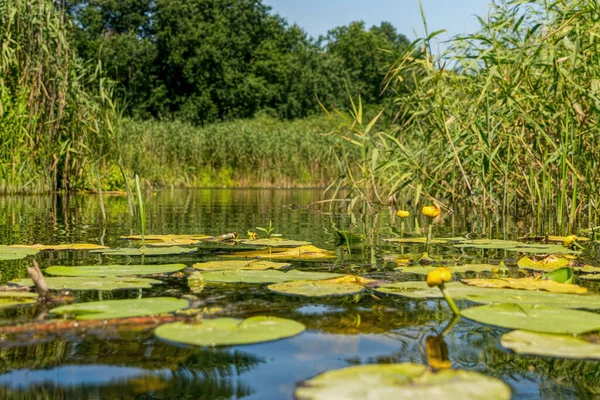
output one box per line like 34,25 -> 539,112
0,336 -> 263,399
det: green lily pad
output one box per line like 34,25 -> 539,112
461,277 -> 586,294
50,297 -> 188,320
461,303 -> 600,334
374,281 -> 600,309
575,265 -> 600,273
10,243 -> 108,251
121,234 -> 211,242
397,264 -> 500,275
454,239 -> 580,254
45,264 -> 187,277
238,238 -> 311,247
91,246 -> 196,256
0,292 -> 38,308
12,276 -> 163,291
154,316 -> 305,346
579,274 -> 600,280
384,237 -> 458,244
192,260 -> 290,271
517,256 -> 570,271
542,267 -> 574,284
222,245 -> 336,260
294,363 -> 511,400
268,276 -> 373,297
201,269 -> 345,284
501,330 -> 600,359
0,245 -> 40,260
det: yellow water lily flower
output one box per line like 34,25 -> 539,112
564,235 -> 578,247
426,267 -> 452,287
396,210 -> 410,218
421,205 -> 441,218
247,231 -> 258,240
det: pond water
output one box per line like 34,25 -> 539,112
0,189 -> 598,399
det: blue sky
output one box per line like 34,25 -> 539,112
263,0 -> 492,51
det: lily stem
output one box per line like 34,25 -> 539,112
426,223 -> 433,252
439,283 -> 461,316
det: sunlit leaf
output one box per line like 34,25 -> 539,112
221,245 -> 336,260
454,239 -> 580,254
0,245 -> 39,260
0,292 -> 38,308
91,246 -> 196,256
45,264 -> 187,277
501,330 -> 600,359
517,255 -> 569,271
374,281 -> 600,309
155,316 -> 305,346
200,269 -> 345,284
542,267 -> 574,284
50,297 -> 188,320
268,276 -> 374,297
121,234 -> 211,242
294,363 -> 511,399
397,264 -> 500,275
384,237 -> 456,244
237,238 -> 311,247
462,303 -> 600,334
12,276 -> 163,291
192,260 -> 290,271
461,277 -> 586,294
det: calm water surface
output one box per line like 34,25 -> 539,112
0,189 -> 598,399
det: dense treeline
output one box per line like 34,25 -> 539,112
65,0 -> 409,123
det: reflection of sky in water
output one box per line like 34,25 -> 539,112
0,365 -> 171,389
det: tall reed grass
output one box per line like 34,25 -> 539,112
0,0 -> 116,193
327,0 -> 600,232
118,116 -> 346,188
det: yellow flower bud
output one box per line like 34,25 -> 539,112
438,267 -> 452,282
396,210 -> 410,218
421,205 -> 441,218
426,267 -> 452,287
564,235 -> 578,247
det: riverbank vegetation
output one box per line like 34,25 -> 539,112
328,0 -> 600,231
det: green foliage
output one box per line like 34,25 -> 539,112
327,0 -> 600,231
0,0 -> 117,193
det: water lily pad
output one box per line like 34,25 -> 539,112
454,239 -> 580,254
294,363 -> 511,400
12,276 -> 163,291
10,243 -> 108,251
50,297 -> 188,320
121,234 -> 211,242
518,235 -> 589,243
461,278 -> 586,294
222,245 -> 336,260
44,264 -> 187,277
397,264 -> 500,275
91,246 -> 196,256
461,303 -> 600,334
155,316 -> 305,346
501,330 -> 600,359
0,245 -> 39,260
384,237 -> 452,244
575,265 -> 600,273
238,238 -> 311,247
517,255 -> 570,271
374,281 -> 600,309
200,269 -> 345,284
192,260 -> 290,271
542,267 -> 574,284
268,276 -> 373,297
579,274 -> 600,280
0,292 -> 38,308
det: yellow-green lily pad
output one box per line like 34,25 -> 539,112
238,238 -> 311,247
268,276 -> 374,297
45,264 -> 187,277
10,243 -> 108,251
0,245 -> 39,260
575,265 -> 600,273
0,292 -> 38,308
192,260 -> 290,271
50,297 -> 188,320
461,278 -> 587,294
384,237 -> 454,244
294,363 -> 511,399
155,316 -> 305,347
121,234 -> 211,242
454,239 -> 580,254
91,246 -> 196,256
461,303 -> 600,334
501,330 -> 600,359
397,264 -> 500,275
200,269 -> 345,284
222,245 -> 336,260
12,276 -> 163,291
517,256 -> 570,271
579,274 -> 600,280
374,281 -> 600,309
